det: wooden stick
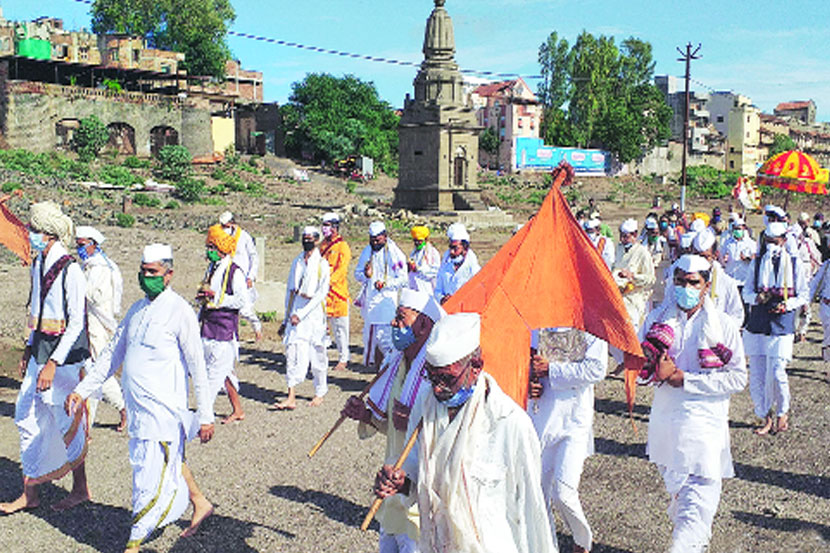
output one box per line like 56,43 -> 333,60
361,423 -> 421,531
307,364 -> 389,458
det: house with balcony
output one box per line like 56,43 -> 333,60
774,100 -> 816,125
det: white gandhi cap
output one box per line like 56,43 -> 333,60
322,212 -> 340,224
142,243 -> 173,263
399,288 -> 446,323
425,312 -> 480,367
219,211 -> 234,225
369,221 -> 386,236
303,226 -> 320,237
693,229 -> 716,252
76,225 -> 105,244
675,254 -> 711,274
619,218 -> 637,234
447,222 -> 470,242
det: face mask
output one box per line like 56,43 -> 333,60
414,241 -> 426,251
138,273 -> 166,300
302,240 -> 315,252
223,225 -> 234,236
732,230 -> 744,239
813,221 -> 821,228
439,385 -> 475,408
623,242 -> 633,251
674,285 -> 701,310
321,226 -> 334,239
659,222 -> 668,230
648,235 -> 658,244
29,231 -> 48,253
391,325 -> 417,351
77,245 -> 96,261
371,241 -> 384,252
206,249 -> 222,263
450,253 -> 465,265
766,243 -> 781,256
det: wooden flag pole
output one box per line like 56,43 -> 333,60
361,422 -> 421,531
307,364 -> 389,458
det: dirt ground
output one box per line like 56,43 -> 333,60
1,164 -> 829,552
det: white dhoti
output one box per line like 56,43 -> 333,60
87,375 -> 125,425
541,435 -> 593,550
203,338 -> 239,407
15,358 -> 87,483
363,323 -> 392,368
328,315 -> 350,363
379,530 -> 419,553
744,331 -> 792,418
660,468 -> 722,553
127,430 -> 190,549
285,340 -> 328,397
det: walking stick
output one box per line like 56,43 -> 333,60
361,422 -> 421,531
307,363 -> 390,458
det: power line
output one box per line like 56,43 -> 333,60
69,0 -> 541,81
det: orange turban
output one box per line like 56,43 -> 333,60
410,226 -> 430,241
206,224 -> 237,254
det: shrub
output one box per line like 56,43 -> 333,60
115,212 -> 135,228
245,181 -> 264,196
247,156 -> 259,168
74,115 -> 109,162
122,156 -> 152,169
224,145 -> 239,166
164,200 -> 179,210
224,173 -> 246,192
156,145 -> 192,181
2,181 -> 21,193
685,166 -> 740,199
132,192 -> 162,208
60,158 -> 93,181
98,165 -> 142,188
211,168 -> 227,181
173,176 -> 205,202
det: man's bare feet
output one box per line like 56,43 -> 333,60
309,396 -> 324,407
51,490 -> 90,512
124,546 -> 139,553
573,545 -> 589,553
0,494 -> 38,514
754,416 -> 774,435
333,361 -> 348,371
221,411 -> 245,424
116,409 -> 127,433
776,414 -> 789,433
180,497 -> 213,538
273,400 -> 295,411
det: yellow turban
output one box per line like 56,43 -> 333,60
411,226 -> 430,241
206,224 -> 237,255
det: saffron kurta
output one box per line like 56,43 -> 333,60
320,237 -> 352,318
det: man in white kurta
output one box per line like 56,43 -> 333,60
642,255 -> 746,553
613,218 -> 656,332
1,202 -> 90,515
528,329 -> 607,552
374,313 -> 557,553
277,227 -> 331,409
408,225 -> 441,294
584,218 -> 614,270
742,221 -> 809,434
354,221 -> 408,369
692,229 -> 745,327
76,225 -> 126,431
219,210 -> 259,303
342,289 -> 445,553
434,223 -> 481,304
68,243 -> 216,552
200,224 -> 262,423
718,218 -> 756,289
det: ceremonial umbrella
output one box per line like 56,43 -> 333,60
443,162 -> 644,409
755,150 -> 829,195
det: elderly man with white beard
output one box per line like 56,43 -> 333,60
434,222 -> 481,304
641,254 -> 746,553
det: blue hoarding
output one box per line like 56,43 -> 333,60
515,137 -> 610,175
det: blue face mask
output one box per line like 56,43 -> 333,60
439,385 -> 475,408
674,285 -> 701,310
29,231 -> 48,253
77,244 -> 97,261
391,325 -> 417,351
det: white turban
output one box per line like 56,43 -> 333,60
447,222 -> 470,242
399,288 -> 446,322
675,254 -> 711,274
693,229 -> 716,252
303,226 -> 320,237
766,221 -> 788,237
30,201 -> 74,249
218,211 -> 234,225
619,218 -> 637,234
142,243 -> 173,263
322,212 -> 340,224
369,221 -> 386,236
680,231 -> 697,249
690,218 -> 706,233
425,312 -> 480,367
75,225 -> 105,245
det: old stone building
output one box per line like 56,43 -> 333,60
395,0 -> 481,211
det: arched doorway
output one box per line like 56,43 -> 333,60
107,122 -> 136,154
453,146 -> 467,188
55,118 -> 80,150
150,126 -> 179,156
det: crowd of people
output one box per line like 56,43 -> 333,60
1,197 -> 827,553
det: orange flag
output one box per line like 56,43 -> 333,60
0,192 -> 30,265
443,162 -> 644,408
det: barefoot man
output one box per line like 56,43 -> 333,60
320,212 -> 352,371
67,244 -> 215,552
276,227 -> 331,409
199,224 -> 262,424
1,201 -> 91,514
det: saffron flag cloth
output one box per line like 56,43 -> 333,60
0,193 -> 30,265
442,162 -> 644,408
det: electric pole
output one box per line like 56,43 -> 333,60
677,43 -> 701,213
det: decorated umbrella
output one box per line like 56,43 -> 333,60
756,150 -> 829,196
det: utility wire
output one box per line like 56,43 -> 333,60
69,0 -> 541,81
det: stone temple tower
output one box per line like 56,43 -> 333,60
394,0 -> 481,212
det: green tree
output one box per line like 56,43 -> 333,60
74,115 -> 110,162
769,133 -> 797,157
479,127 -> 499,156
568,32 -> 620,148
280,73 -> 400,174
91,0 -> 235,78
537,31 -> 572,110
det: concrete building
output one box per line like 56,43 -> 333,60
395,0 -> 481,211
470,78 -> 541,172
774,100 -> 816,125
707,91 -> 751,136
726,103 -> 762,174
655,75 -> 715,155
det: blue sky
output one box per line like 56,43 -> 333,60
5,0 -> 830,121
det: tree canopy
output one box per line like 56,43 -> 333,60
769,133 -> 797,157
91,0 -> 235,79
537,31 -> 671,164
280,74 -> 400,174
